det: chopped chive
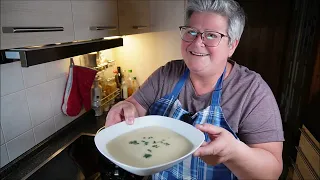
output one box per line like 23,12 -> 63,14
141,140 -> 149,145
147,149 -> 152,152
143,154 -> 152,158
129,140 -> 139,145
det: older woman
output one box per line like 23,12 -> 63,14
106,0 -> 284,179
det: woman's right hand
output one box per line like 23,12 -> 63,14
105,100 -> 139,127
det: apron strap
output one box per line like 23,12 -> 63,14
211,67 -> 226,106
171,68 -> 190,99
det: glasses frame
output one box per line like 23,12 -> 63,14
179,26 -> 229,47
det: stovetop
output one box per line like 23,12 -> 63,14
25,134 -> 148,180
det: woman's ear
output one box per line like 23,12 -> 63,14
228,40 -> 239,57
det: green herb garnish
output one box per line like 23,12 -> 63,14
152,145 -> 159,148
153,141 -> 156,144
164,143 -> 170,146
143,154 -> 152,158
141,140 -> 149,145
148,136 -> 153,139
129,140 -> 139,145
147,149 -> 152,152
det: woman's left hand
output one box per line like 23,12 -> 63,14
193,123 -> 239,166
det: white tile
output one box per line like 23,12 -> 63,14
54,113 -> 73,131
34,118 -> 55,144
22,64 -> 47,88
26,83 -> 53,127
1,144 -> 9,168
47,77 -> 67,115
0,62 -> 25,97
0,128 -> 5,145
45,59 -> 70,81
1,90 -> 32,142
6,129 -> 35,161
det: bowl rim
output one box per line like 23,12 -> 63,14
94,115 -> 205,170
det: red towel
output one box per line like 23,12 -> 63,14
62,58 -> 97,116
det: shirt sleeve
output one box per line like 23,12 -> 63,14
238,78 -> 285,144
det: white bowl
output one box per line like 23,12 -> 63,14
94,115 -> 205,176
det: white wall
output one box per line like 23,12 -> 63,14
0,58 -> 85,167
106,30 -> 182,84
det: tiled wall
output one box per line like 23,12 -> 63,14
0,58 -> 85,167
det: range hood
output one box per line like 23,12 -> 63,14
0,37 -> 123,67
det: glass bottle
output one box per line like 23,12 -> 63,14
121,76 -> 128,99
127,69 -> 134,96
91,77 -> 103,116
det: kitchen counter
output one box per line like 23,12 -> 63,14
0,110 -> 106,180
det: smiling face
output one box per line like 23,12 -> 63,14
181,12 -> 238,75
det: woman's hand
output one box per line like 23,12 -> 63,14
193,123 -> 239,165
105,100 -> 139,127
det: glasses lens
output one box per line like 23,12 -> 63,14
180,27 -> 197,42
203,32 -> 221,47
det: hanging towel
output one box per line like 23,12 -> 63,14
62,58 -> 97,116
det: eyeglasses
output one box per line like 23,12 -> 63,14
179,26 -> 228,47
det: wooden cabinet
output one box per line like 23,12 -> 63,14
150,1 -> 185,32
71,0 -> 119,41
118,0 -> 151,35
0,1 -> 74,49
0,0 -> 186,50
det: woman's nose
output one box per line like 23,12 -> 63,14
193,33 -> 205,47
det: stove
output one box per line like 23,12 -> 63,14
25,134 -> 148,180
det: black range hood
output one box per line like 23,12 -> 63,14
0,37 -> 123,67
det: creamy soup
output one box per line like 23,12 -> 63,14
106,126 -> 193,168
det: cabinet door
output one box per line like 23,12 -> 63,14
118,0 -> 150,35
150,0 -> 185,32
0,1 -> 74,50
71,0 -> 119,41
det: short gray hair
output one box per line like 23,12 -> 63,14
186,0 -> 246,45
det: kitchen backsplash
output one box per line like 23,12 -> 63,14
0,30 -> 182,168
0,58 -> 86,168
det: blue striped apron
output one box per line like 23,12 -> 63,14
148,68 -> 238,180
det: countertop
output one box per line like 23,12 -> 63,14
0,110 -> 106,180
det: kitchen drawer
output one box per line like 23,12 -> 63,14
299,126 -> 320,177
118,0 -> 151,35
295,146 -> 319,180
0,1 -> 74,50
71,0 -> 119,41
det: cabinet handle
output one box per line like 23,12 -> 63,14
2,27 -> 64,33
90,26 -> 117,31
289,157 -> 303,180
132,26 -> 148,30
299,128 -> 320,155
295,146 -> 320,179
